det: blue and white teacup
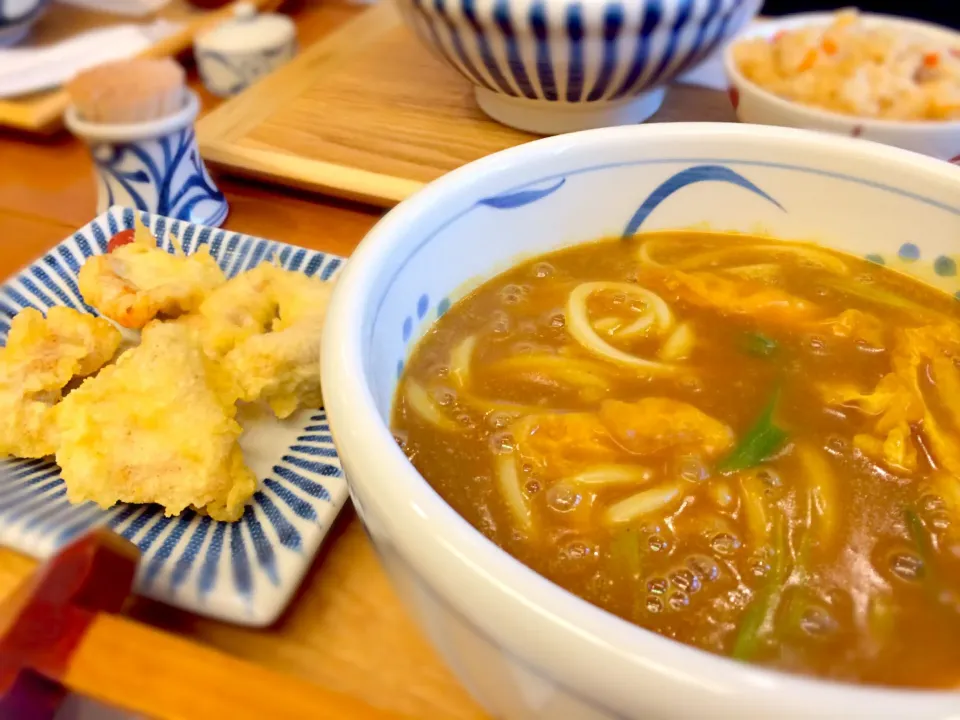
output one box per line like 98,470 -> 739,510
193,3 -> 297,98
64,90 -> 229,228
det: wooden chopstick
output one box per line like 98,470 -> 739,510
1,529 -> 410,720
67,614 -> 410,720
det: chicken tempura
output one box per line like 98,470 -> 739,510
78,218 -> 226,329
56,320 -> 256,521
0,306 -> 121,458
200,263 -> 333,418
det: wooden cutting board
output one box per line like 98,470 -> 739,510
0,0 -> 279,134
196,2 -> 737,208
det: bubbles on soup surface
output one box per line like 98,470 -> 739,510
755,468 -> 782,487
889,551 -> 924,583
806,335 -> 827,355
489,431 -> 515,454
648,534 -> 669,553
800,605 -> 839,637
499,284 -> 530,305
487,411 -> 517,430
747,553 -> 771,578
668,591 -> 690,611
686,554 -> 721,582
646,596 -> 664,614
490,310 -> 511,334
561,539 -> 597,563
545,483 -> 580,513
431,386 -> 457,407
647,577 -> 669,596
929,511 -> 952,531
543,309 -> 566,329
711,532 -> 741,556
677,454 -> 709,483
669,567 -> 702,594
531,262 -> 554,279
825,435 -> 849,456
919,494 -> 946,515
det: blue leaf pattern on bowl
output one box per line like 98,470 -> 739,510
622,164 -> 784,237
477,178 -> 567,209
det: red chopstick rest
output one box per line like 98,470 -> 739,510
0,530 -> 140,719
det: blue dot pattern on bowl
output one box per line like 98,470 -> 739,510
397,0 -> 752,101
935,255 -> 957,277
898,242 -> 921,262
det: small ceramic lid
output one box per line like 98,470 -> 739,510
194,2 -> 295,54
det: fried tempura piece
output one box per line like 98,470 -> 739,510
817,309 -> 886,349
0,307 -> 121,458
197,262 -> 278,355
819,323 -> 960,474
201,263 -> 333,418
512,398 -> 734,479
511,411 -> 623,478
663,270 -> 820,324
55,320 -> 256,521
599,398 -> 736,458
79,219 -> 226,329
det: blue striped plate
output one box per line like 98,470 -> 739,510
0,207 -> 347,627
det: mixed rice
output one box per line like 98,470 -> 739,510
733,10 -> 960,121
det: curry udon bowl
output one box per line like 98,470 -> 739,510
321,123 -> 960,719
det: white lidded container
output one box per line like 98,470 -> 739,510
193,1 -> 296,97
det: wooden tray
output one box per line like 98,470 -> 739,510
196,2 -> 737,208
0,0 -> 279,134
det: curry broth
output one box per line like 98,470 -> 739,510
391,232 -> 960,688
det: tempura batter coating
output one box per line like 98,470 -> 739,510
55,320 -> 256,521
79,222 -> 225,329
201,263 -> 332,418
197,262 -> 278,355
0,307 -> 121,458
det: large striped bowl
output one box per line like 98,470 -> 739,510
395,0 -> 761,134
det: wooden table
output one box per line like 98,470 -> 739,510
0,2 -> 487,718
0,2 -> 729,717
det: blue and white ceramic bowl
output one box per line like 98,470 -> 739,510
194,4 -> 297,98
0,0 -> 49,47
394,0 -> 761,134
0,207 -> 348,627
322,123 -> 960,719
